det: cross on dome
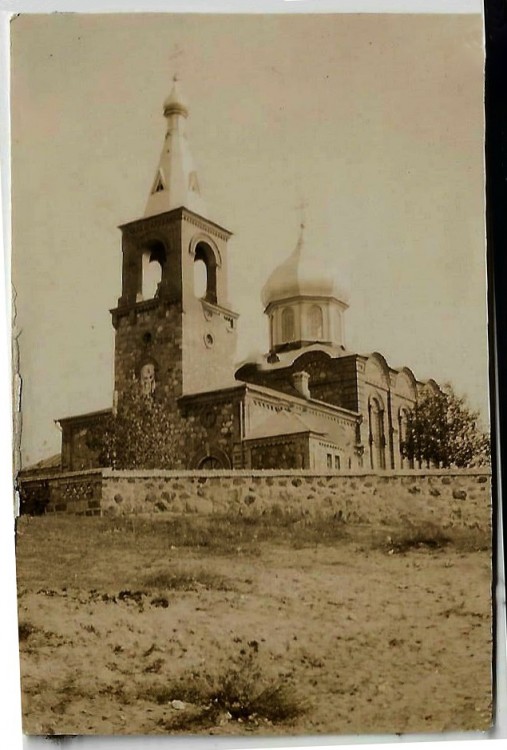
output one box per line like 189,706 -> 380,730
261,219 -> 349,310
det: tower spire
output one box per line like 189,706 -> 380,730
144,77 -> 207,219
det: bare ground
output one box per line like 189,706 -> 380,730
15,513 -> 492,737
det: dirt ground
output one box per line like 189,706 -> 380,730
15,513 -> 492,737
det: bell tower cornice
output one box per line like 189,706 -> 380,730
119,207 -> 232,243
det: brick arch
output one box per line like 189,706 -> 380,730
420,378 -> 440,397
395,367 -> 417,401
188,233 -> 222,268
364,352 -> 390,390
190,446 -> 232,470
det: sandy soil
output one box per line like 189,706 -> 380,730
15,514 -> 492,737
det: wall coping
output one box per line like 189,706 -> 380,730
18,466 -> 492,484
101,467 -> 491,479
18,468 -> 104,482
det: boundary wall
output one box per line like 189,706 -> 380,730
17,468 -> 492,530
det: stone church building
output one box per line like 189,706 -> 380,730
56,79 -> 439,474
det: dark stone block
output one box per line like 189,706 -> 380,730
452,489 -> 467,500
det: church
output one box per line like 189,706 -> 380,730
57,79 -> 439,474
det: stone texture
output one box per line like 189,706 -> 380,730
19,469 -> 492,533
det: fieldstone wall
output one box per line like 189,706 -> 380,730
19,469 -> 492,530
99,469 -> 491,530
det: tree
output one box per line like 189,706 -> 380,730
86,385 -> 180,470
402,384 -> 490,469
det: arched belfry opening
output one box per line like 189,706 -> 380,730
141,240 -> 166,301
193,241 -> 217,305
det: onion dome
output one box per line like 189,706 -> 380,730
261,223 -> 349,309
163,76 -> 189,118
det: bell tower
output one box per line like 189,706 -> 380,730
110,78 -> 239,403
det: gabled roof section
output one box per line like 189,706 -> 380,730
245,411 -> 325,441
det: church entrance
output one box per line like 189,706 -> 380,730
192,446 -> 232,471
197,455 -> 223,470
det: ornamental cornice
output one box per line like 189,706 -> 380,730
182,209 -> 232,241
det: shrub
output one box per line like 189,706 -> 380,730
147,647 -> 307,731
384,523 -> 451,553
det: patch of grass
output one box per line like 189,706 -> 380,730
377,522 -> 491,555
384,523 -> 452,554
16,513 -> 349,593
143,568 -> 234,592
111,511 -> 349,555
146,647 -> 307,731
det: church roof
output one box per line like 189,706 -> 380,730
245,411 -> 325,441
18,453 -> 61,478
261,223 -> 350,309
144,77 -> 207,219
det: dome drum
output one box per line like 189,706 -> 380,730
267,295 -> 346,352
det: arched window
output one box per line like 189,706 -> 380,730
198,455 -> 223,470
368,396 -> 386,470
141,241 -> 166,300
281,307 -> 295,342
194,241 -> 217,304
308,304 -> 323,339
398,407 -> 413,469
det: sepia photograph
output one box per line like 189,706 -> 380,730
11,10 -> 493,738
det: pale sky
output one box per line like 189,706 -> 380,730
11,12 -> 488,466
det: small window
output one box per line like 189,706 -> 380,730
334,455 -> 341,470
326,453 -> 333,469
308,304 -> 324,339
281,307 -> 295,342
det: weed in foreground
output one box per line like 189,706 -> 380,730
385,523 -> 451,553
379,522 -> 490,555
146,647 -> 307,731
143,568 -> 234,592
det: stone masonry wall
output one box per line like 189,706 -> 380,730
20,469 -> 492,531
45,470 -> 103,515
99,469 -> 491,530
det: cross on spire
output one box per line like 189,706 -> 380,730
295,198 -> 308,230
